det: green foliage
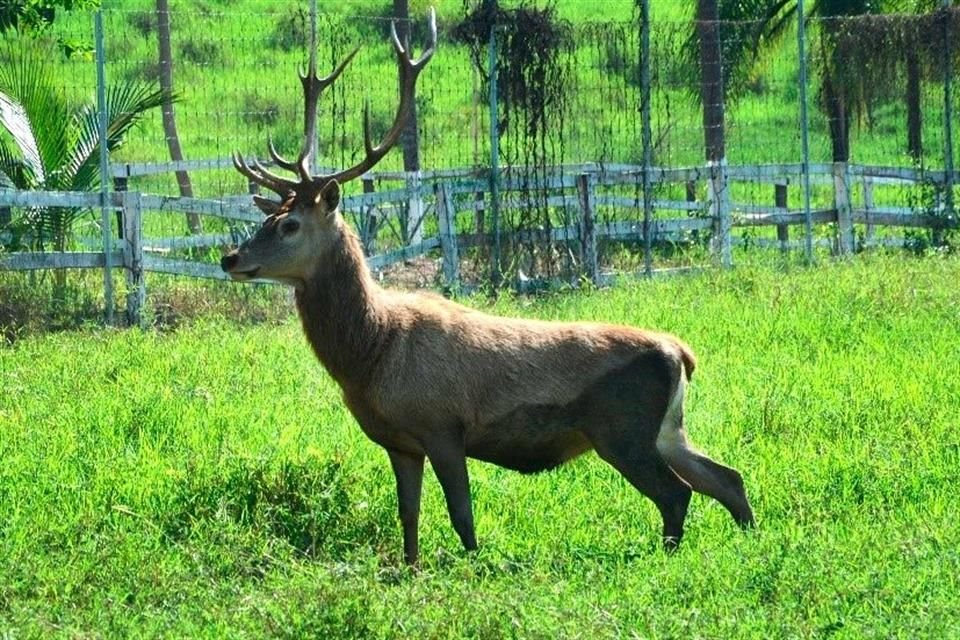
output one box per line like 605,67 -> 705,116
0,0 -> 99,34
1,253 -> 959,636
0,39 -> 168,250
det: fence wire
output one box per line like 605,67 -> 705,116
1,1 -> 958,323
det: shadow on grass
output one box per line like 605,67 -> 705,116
158,456 -> 391,560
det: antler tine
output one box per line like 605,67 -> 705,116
267,137 -> 300,173
250,157 -> 298,191
232,151 -> 296,197
390,6 -> 437,72
319,8 -> 437,186
295,46 -> 362,182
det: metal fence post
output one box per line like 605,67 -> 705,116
797,0 -> 814,263
639,0 -> 653,278
95,9 -> 114,324
942,0 -> 955,220
486,0 -> 502,287
309,0 -> 319,175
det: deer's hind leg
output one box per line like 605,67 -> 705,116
582,357 -> 694,549
656,425 -> 754,528
654,368 -> 755,528
590,432 -> 693,550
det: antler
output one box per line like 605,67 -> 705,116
234,8 -> 436,201
268,45 -> 360,183
316,9 -> 436,186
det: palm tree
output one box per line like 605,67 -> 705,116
0,39 -> 168,252
156,0 -> 201,234
696,0 -> 726,165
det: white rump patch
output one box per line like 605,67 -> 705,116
655,362 -> 687,458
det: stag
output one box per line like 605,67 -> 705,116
221,10 -> 754,565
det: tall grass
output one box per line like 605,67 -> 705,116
2,252 -> 959,637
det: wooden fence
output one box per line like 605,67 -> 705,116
2,160 -> 957,326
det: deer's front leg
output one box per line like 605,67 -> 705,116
387,448 -> 425,565
426,438 -> 478,553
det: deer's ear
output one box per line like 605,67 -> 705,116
316,179 -> 341,214
252,195 -> 281,216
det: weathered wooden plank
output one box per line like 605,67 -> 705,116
708,160 -> 732,266
144,255 -> 238,280
0,251 -> 123,270
833,162 -> 855,255
848,164 -> 954,185
112,157 -> 341,179
733,237 -> 834,250
455,217 -> 712,249
592,195 -> 703,212
359,177 -> 377,255
863,178 -> 876,243
0,189 -> 116,209
850,208 -> 959,228
139,194 -> 262,223
775,182 -> 789,254
366,238 -> 441,271
342,186 -> 425,210
576,174 -> 599,284
435,184 -> 460,291
145,232 -> 240,251
121,191 -> 146,327
733,209 -> 835,227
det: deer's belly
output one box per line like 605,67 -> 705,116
466,404 -> 592,473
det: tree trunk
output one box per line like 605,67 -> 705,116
156,0 -> 201,234
823,74 -> 849,163
906,47 -> 922,164
695,0 -> 731,265
393,0 -> 424,244
393,0 -> 421,172
696,0 -> 725,163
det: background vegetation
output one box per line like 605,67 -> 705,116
5,0 -> 950,200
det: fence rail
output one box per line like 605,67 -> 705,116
3,160 -> 956,325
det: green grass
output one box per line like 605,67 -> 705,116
2,252 -> 959,637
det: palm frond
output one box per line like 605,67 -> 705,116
0,39 -> 70,184
0,90 -> 45,185
67,82 -> 172,191
0,135 -> 38,188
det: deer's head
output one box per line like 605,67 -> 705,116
221,10 -> 436,287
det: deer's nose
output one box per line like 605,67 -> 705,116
221,253 -> 239,272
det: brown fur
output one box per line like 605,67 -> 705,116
220,11 -> 751,562
226,210 -> 754,563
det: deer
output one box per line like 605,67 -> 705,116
220,9 -> 754,566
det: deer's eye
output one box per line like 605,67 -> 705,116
281,219 -> 300,235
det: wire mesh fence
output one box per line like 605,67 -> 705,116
1,1 -> 958,330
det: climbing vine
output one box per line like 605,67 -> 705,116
454,1 -> 573,280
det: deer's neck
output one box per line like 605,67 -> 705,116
295,224 -> 389,391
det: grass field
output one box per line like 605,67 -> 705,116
2,252 -> 959,637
